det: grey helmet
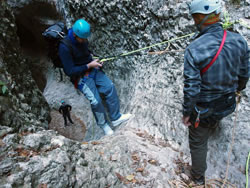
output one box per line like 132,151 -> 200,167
189,0 -> 222,15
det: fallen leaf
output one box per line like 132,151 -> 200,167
82,142 -> 88,145
148,159 -> 157,165
38,184 -> 47,188
136,133 -> 144,137
0,139 -> 5,147
131,154 -> 140,161
136,168 -> 144,172
91,141 -> 100,145
20,150 -> 30,157
99,151 -> 104,156
132,179 -> 137,183
126,174 -> 135,181
115,172 -> 125,182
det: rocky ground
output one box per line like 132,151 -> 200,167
0,0 -> 249,187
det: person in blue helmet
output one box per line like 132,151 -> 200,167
59,100 -> 74,126
58,19 -> 132,135
182,0 -> 250,185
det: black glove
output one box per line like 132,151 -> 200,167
237,76 -> 249,91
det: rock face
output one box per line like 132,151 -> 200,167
1,0 -> 250,187
0,1 -> 50,132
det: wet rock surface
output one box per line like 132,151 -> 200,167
0,0 -> 250,187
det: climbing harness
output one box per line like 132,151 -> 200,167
194,107 -> 209,128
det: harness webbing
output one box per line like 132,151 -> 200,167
201,30 -> 227,75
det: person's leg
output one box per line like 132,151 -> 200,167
94,70 -> 121,121
63,115 -> 68,126
188,114 -> 220,185
78,75 -> 113,135
67,113 -> 74,124
78,76 -> 107,126
189,125 -> 211,178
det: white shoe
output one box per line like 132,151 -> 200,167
112,114 -> 132,127
102,124 -> 114,135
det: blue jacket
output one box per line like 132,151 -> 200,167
183,23 -> 250,116
58,28 -> 93,79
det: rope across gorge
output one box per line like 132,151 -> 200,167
94,12 -> 250,188
96,11 -> 250,63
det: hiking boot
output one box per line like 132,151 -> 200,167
102,124 -> 114,135
112,114 -> 132,127
192,175 -> 205,186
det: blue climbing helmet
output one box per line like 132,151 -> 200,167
189,0 -> 222,15
72,19 -> 91,39
61,100 -> 65,104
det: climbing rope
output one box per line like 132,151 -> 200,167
94,11 -> 249,63
97,33 -> 195,62
246,151 -> 250,188
221,92 -> 241,188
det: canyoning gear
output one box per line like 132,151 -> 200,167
102,123 -> 114,135
188,92 -> 236,129
72,19 -> 91,39
112,113 -> 132,127
188,0 -> 221,31
183,23 -> 250,116
189,0 -> 222,15
59,28 -> 93,83
42,22 -> 74,81
59,103 -> 74,126
200,30 -> 227,75
77,69 -> 121,127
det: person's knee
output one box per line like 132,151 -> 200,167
102,83 -> 115,96
91,97 -> 102,109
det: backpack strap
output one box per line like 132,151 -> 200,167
58,38 -> 73,81
61,38 -> 73,53
201,30 -> 227,76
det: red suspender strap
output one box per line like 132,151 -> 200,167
201,30 -> 227,75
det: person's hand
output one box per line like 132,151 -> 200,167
182,116 -> 192,127
87,59 -> 103,69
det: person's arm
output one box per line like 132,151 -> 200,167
182,48 -> 201,125
237,42 -> 250,91
59,44 -> 88,77
59,106 -> 62,114
67,105 -> 72,111
59,44 -> 103,76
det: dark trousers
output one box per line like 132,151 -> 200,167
189,121 -> 218,177
63,113 -> 73,125
188,93 -> 236,177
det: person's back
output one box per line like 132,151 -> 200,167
182,0 -> 250,186
59,103 -> 71,114
184,23 -> 249,103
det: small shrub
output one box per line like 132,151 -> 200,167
0,81 -> 8,94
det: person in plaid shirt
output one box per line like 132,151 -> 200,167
182,0 -> 250,185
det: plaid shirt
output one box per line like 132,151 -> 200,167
183,23 -> 250,116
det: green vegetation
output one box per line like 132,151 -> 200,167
0,81 -> 8,94
231,0 -> 240,5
